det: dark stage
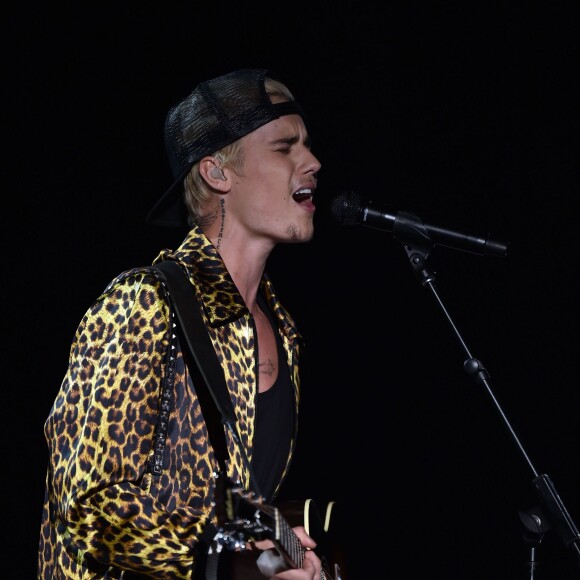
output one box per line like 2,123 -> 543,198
4,2 -> 580,578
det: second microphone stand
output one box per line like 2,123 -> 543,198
391,211 -> 580,576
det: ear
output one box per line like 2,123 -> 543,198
200,157 -> 229,190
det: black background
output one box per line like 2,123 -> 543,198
4,2 -> 580,578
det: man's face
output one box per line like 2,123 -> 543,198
227,113 -> 321,245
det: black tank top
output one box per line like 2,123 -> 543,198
251,294 -> 294,501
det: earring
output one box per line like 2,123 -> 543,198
210,166 -> 226,180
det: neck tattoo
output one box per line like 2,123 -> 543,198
216,199 -> 226,251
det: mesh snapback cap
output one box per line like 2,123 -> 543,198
146,68 -> 305,227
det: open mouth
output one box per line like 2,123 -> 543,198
292,188 -> 313,203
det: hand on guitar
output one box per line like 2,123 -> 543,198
252,525 -> 322,579
211,478 -> 340,579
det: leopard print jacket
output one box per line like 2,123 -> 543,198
38,225 -> 303,578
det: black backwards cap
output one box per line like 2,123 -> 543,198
146,68 -> 305,227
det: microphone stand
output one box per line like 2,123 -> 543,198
391,211 -> 580,575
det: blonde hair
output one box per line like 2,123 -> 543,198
183,78 -> 295,226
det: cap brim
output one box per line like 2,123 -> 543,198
145,166 -> 191,228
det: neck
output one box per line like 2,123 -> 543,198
208,236 -> 272,313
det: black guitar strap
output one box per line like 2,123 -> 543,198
152,260 -> 262,496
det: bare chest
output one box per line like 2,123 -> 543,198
253,309 -> 278,393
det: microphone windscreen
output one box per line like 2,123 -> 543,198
330,191 -> 362,225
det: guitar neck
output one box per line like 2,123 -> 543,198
216,479 -> 338,579
269,507 -> 336,579
271,507 -> 305,568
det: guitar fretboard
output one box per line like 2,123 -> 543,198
219,481 -> 337,579
275,508 -> 303,567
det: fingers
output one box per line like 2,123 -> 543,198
257,525 -> 322,578
291,525 -> 317,550
271,551 -> 319,578
270,527 -> 322,579
302,548 -> 321,573
252,538 -> 276,551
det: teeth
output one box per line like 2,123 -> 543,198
292,188 -> 312,202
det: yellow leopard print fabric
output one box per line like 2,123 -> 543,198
38,225 -> 303,578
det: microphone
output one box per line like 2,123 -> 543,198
330,191 -> 509,257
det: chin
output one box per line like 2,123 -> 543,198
285,223 -> 314,242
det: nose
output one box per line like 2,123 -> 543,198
305,149 -> 322,175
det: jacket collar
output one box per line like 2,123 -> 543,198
153,225 -> 301,342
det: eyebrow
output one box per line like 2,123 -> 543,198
269,134 -> 312,148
